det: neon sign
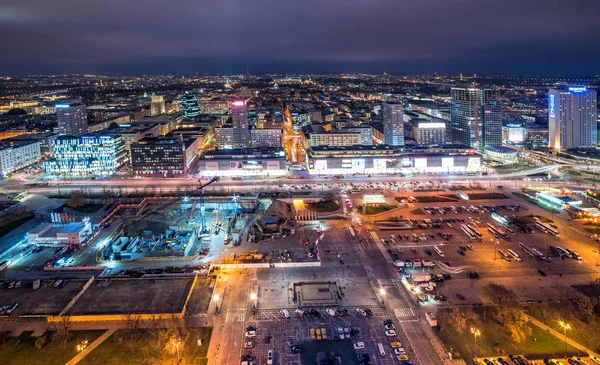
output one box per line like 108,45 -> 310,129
231,100 -> 246,106
55,104 -> 70,108
549,94 -> 555,118
568,87 -> 587,93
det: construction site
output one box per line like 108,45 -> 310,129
90,178 -> 325,267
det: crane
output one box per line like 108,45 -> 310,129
198,176 -> 220,234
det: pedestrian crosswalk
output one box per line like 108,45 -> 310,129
394,308 -> 415,318
225,311 -> 246,323
377,278 -> 397,286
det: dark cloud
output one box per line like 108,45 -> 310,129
1,0 -> 599,75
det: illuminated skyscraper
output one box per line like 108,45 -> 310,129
56,100 -> 88,136
548,87 -> 597,150
231,100 -> 250,148
150,95 -> 166,116
450,88 -> 502,149
382,102 -> 404,146
181,93 -> 200,119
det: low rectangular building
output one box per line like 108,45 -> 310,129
27,221 -> 93,246
306,144 -> 482,174
250,128 -> 283,148
412,122 -> 446,145
199,147 -> 287,177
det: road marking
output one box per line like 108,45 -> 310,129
394,308 -> 415,318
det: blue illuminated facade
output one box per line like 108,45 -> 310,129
45,135 -> 126,177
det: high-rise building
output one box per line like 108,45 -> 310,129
181,93 -> 200,119
56,100 -> 88,136
0,141 -> 41,176
548,87 -> 598,150
150,95 -> 166,116
231,100 -> 250,148
382,103 -> 404,146
131,135 -> 198,176
450,88 -> 502,149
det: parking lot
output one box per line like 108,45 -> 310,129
366,196 -> 600,305
242,305 -> 413,365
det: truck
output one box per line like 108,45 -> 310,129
425,312 -> 438,327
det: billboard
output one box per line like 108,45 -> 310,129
414,158 -> 427,169
468,157 -> 481,167
314,160 -> 327,171
507,127 -> 525,143
205,161 -> 219,171
351,159 -> 365,170
266,161 -> 280,170
229,161 -> 244,169
442,157 -> 454,169
374,159 -> 387,170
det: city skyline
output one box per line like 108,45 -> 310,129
1,0 -> 600,75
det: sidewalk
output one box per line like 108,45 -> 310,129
65,328 -> 116,365
527,315 -> 600,358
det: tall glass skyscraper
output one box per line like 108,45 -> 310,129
382,102 -> 404,147
548,87 -> 597,150
231,100 -> 250,148
181,93 -> 201,119
451,88 -> 502,150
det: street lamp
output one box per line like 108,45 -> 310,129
171,338 -> 182,364
214,294 -> 220,314
76,340 -> 89,352
559,320 -> 571,357
250,293 -> 257,312
379,288 -> 386,305
470,327 -> 481,343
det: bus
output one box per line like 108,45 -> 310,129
0,260 -> 10,271
486,223 -> 508,239
565,248 -> 581,260
519,242 -> 545,260
461,224 -> 476,239
550,245 -> 570,258
348,227 -> 356,240
497,249 -> 511,261
433,246 -> 445,258
535,221 -> 559,236
507,249 -> 522,262
456,190 -> 470,200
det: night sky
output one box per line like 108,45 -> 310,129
1,0 -> 599,76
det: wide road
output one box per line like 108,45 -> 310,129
0,165 -> 576,196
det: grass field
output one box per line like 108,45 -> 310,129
0,212 -> 33,237
0,330 -> 105,365
300,339 -> 359,365
84,328 -> 212,365
306,199 -> 341,212
436,307 -> 580,362
362,204 -> 396,215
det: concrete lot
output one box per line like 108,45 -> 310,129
184,276 -> 217,314
0,279 -> 85,315
67,278 -> 193,315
